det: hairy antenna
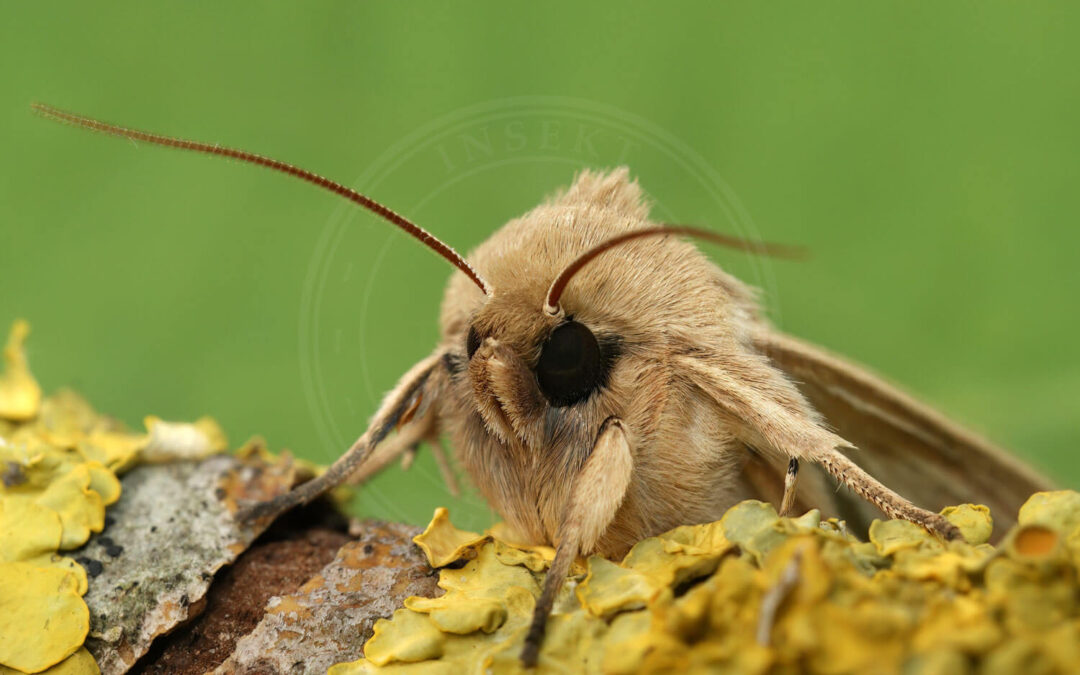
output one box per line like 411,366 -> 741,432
31,103 -> 492,296
544,225 -> 804,314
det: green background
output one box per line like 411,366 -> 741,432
2,3 -> 1076,530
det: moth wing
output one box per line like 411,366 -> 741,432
755,330 -> 1052,534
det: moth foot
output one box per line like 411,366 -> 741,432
520,638 -> 541,669
520,604 -> 548,668
913,510 -> 962,542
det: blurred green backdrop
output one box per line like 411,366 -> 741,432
2,3 -> 1077,531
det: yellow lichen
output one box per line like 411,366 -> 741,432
0,562 -> 88,673
0,648 -> 98,675
1,448 -> 121,551
77,429 -> 144,474
576,556 -> 655,618
1018,490 -> 1080,533
0,499 -> 62,561
412,506 -> 489,567
0,321 -> 42,422
332,491 -> 1080,675
407,545 -> 537,636
363,608 -> 448,665
942,503 -> 994,545
0,322 -> 231,674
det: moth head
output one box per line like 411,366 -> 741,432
448,284 -> 618,447
441,170 -> 801,450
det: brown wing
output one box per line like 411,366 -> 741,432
753,331 -> 1052,537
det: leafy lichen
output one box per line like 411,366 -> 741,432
0,320 -> 42,422
0,321 -> 239,675
331,493 -> 1080,675
5,318 -> 1079,674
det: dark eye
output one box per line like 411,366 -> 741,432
536,320 -> 606,407
465,325 -> 482,359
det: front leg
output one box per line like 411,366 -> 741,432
521,417 -> 634,668
238,352 -> 444,522
676,352 -> 960,540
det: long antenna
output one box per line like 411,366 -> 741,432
31,103 -> 492,296
544,225 -> 804,314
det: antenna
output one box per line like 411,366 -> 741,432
32,103 -> 492,296
544,225 -> 803,314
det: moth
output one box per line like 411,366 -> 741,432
35,104 -> 1051,667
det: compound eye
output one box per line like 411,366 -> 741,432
466,325 -> 482,359
536,320 -> 604,407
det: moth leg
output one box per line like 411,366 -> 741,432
347,400 -> 438,486
779,458 -> 799,517
399,444 -> 419,471
818,448 -> 960,539
521,417 -> 633,668
676,354 -> 959,540
354,431 -> 458,496
237,353 -> 443,522
348,435 -> 420,485
756,330 -> 1051,534
397,438 -> 459,496
428,437 -> 461,497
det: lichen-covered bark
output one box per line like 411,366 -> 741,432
79,455 -> 293,675
215,521 -> 440,675
140,526 -> 350,674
